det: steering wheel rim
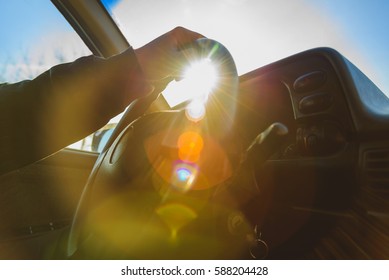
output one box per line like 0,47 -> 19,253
67,38 -> 246,259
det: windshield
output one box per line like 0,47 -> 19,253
102,0 -> 389,97
0,0 -> 93,151
0,0 -> 91,83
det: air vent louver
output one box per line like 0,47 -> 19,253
364,149 -> 389,192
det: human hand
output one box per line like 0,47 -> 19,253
135,27 -> 204,86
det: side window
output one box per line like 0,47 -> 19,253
0,1 -> 118,153
67,115 -> 122,153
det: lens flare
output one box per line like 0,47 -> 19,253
185,99 -> 206,122
172,162 -> 198,191
145,128 -> 233,191
177,168 -> 191,181
177,131 -> 204,163
156,203 -> 198,239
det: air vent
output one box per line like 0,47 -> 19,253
363,149 -> 389,192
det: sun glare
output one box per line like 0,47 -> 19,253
183,58 -> 218,98
162,58 -> 219,108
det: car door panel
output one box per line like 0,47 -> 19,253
0,149 -> 96,259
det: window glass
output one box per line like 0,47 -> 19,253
0,0 -> 91,83
0,0 -> 112,153
102,0 -> 389,98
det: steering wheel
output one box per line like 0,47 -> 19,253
66,39 -> 286,259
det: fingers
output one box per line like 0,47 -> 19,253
167,27 -> 206,78
134,26 -> 205,84
169,26 -> 205,50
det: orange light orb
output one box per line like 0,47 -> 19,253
177,131 -> 204,163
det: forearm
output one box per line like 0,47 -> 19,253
0,48 -> 147,174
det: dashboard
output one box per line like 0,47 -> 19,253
239,48 -> 353,155
231,47 -> 389,258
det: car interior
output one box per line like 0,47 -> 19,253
0,0 -> 388,260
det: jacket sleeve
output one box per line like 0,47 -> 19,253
0,47 -> 148,175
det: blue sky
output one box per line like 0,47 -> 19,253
0,0 -> 70,59
0,0 -> 88,82
311,0 -> 389,92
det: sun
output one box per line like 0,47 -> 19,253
162,58 -> 219,107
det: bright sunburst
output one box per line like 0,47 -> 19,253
183,58 -> 219,98
162,58 -> 219,107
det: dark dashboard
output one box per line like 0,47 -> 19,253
233,47 -> 389,258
